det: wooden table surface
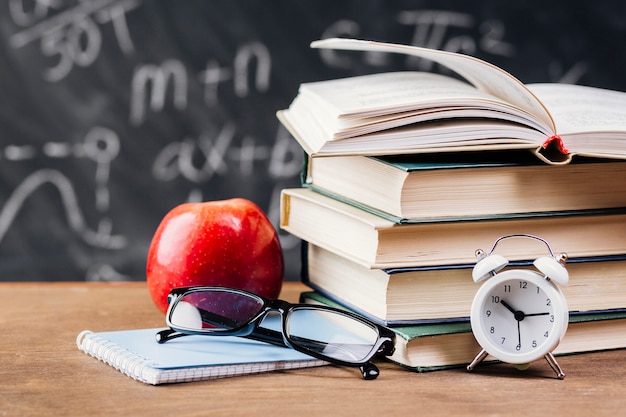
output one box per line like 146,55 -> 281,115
1,281 -> 624,417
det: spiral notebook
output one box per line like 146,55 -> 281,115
77,328 -> 328,385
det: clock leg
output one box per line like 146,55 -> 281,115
544,352 -> 565,379
466,349 -> 488,372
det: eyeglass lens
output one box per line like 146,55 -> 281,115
170,290 -> 264,330
286,307 -> 379,363
169,289 -> 380,364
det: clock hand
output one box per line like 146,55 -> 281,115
500,299 -> 517,315
500,299 -> 525,321
525,312 -> 550,317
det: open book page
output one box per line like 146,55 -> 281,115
311,38 -> 556,133
295,72 -> 551,140
526,83 -> 626,159
300,72 -> 502,118
297,119 -> 544,157
529,83 -> 626,135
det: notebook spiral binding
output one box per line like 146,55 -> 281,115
77,330 -> 158,383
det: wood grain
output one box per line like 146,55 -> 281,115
1,282 -> 624,417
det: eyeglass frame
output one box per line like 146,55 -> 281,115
155,286 -> 396,380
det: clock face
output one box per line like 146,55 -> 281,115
470,269 -> 568,364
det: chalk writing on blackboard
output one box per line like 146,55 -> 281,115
130,42 -> 271,126
320,10 -> 514,70
318,10 -> 587,84
1,2 -> 606,283
0,127 -> 126,250
9,0 -> 141,82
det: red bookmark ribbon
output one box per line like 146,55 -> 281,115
542,135 -> 569,154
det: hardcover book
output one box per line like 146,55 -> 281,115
303,244 -> 626,325
301,291 -> 626,372
304,153 -> 626,221
280,187 -> 626,269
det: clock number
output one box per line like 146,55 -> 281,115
516,344 -> 521,351
519,281 -> 528,289
490,326 -> 495,334
544,331 -> 549,338
491,295 -> 500,303
504,284 -> 511,293
546,298 -> 552,306
550,314 -> 554,322
532,340 -> 537,348
486,310 -> 492,317
500,337 -> 506,345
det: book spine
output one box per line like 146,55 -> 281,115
76,330 -> 157,385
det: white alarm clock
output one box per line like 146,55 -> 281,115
466,234 -> 569,379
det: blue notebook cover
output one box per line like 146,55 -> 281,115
77,328 -> 327,385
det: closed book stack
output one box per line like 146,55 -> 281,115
279,163 -> 626,372
277,38 -> 626,372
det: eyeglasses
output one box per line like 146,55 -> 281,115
155,286 -> 396,380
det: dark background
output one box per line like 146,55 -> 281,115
0,0 -> 624,282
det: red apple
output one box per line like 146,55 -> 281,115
146,198 -> 284,314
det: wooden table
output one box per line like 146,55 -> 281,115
1,282 -> 624,416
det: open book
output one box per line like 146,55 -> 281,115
277,38 -> 626,165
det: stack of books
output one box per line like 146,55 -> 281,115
277,38 -> 626,372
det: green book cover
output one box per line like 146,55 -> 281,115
301,290 -> 626,339
301,290 -> 626,372
302,152 -> 626,224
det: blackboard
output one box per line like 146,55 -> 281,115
1,0 -> 625,282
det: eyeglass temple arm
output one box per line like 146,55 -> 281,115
156,326 -> 290,347
155,328 -> 380,380
360,362 -> 380,380
155,306 -> 289,348
198,308 -> 290,347
358,337 -> 395,380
